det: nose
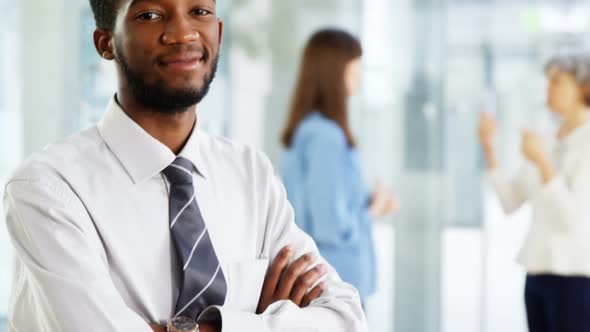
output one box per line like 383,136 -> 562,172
161,14 -> 200,45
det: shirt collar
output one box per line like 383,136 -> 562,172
97,97 -> 209,184
560,117 -> 590,149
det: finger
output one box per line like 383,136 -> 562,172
275,252 -> 318,300
266,245 -> 294,291
258,245 -> 294,312
302,282 -> 327,307
289,264 -> 328,305
388,196 -> 400,213
480,112 -> 495,125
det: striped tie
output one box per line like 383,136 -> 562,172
163,157 -> 227,319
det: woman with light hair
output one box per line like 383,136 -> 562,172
479,51 -> 590,332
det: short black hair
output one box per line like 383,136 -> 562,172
89,0 -> 118,30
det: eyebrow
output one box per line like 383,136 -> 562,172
129,0 -> 216,7
128,0 -> 156,7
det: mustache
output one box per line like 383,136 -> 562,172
156,45 -> 210,62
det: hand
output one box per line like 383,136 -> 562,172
369,182 -> 399,218
521,130 -> 557,183
479,112 -> 497,148
257,246 -> 328,314
521,130 -> 548,165
150,321 -> 221,332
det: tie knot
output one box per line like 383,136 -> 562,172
163,157 -> 194,185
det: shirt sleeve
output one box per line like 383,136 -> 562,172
198,151 -> 367,332
486,166 -> 531,214
302,129 -> 369,247
3,175 -> 152,332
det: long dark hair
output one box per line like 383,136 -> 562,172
281,29 -> 362,147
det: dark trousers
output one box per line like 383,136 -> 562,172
525,274 -> 590,332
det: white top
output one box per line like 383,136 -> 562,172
3,98 -> 366,332
487,120 -> 590,276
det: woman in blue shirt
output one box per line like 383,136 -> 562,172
280,29 -> 398,304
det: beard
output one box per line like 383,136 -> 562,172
116,47 -> 219,114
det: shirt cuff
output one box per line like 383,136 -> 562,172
198,306 -> 269,332
534,175 -> 565,204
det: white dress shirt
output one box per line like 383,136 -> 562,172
488,120 -> 590,276
3,98 -> 366,332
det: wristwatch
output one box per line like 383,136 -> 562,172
167,316 -> 199,332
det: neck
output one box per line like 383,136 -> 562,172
116,90 -> 197,155
558,106 -> 589,139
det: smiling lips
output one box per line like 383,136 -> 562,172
158,51 -> 205,72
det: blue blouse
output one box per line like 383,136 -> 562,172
281,112 -> 376,301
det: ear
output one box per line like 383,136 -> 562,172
217,18 -> 224,50
582,83 -> 590,107
93,29 -> 115,60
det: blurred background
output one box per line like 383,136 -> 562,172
2,0 -> 590,331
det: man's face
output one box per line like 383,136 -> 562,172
110,0 -> 222,111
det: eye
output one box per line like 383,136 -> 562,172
191,8 -> 212,16
136,12 -> 162,21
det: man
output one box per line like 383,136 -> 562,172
3,0 -> 366,331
